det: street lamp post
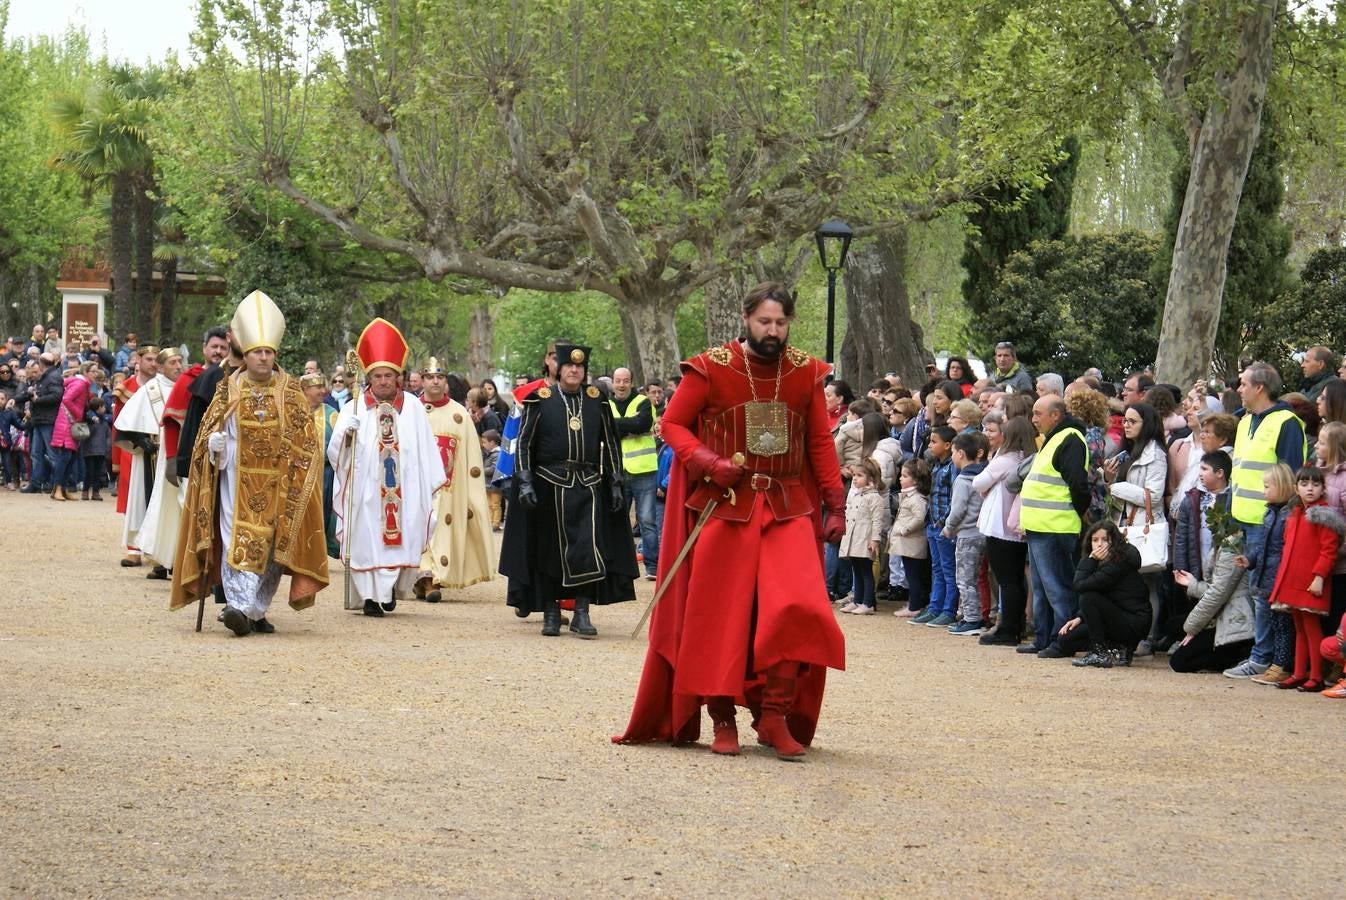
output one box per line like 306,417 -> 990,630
815,219 -> 853,365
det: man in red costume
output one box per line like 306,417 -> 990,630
614,282 -> 847,760
162,326 -> 231,483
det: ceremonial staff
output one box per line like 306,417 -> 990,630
342,349 -> 365,610
630,452 -> 744,638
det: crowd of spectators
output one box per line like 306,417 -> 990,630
828,341 -> 1346,696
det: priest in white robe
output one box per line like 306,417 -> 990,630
132,347 -> 185,578
113,345 -> 166,567
328,318 -> 447,616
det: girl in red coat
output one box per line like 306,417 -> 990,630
1271,466 -> 1346,692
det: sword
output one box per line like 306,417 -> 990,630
630,452 -> 744,638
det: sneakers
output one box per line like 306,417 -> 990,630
926,613 -> 957,627
1132,639 -> 1154,658
1222,659 -> 1269,679
910,608 -> 937,625
948,620 -> 984,636
849,605 -> 875,616
1250,664 -> 1287,686
894,607 -> 922,618
1321,678 -> 1346,699
832,593 -> 854,606
838,602 -> 859,613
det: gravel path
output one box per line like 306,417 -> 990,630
2,495 -> 1338,896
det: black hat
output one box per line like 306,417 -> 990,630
554,342 -> 592,371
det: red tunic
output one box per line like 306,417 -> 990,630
1270,501 -> 1344,615
161,363 -> 204,460
614,341 -> 845,748
113,375 -> 144,516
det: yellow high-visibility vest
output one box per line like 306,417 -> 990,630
1020,426 -> 1086,534
1230,408 -> 1304,525
609,394 -> 658,475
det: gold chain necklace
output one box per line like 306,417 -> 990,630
740,345 -> 784,401
740,345 -> 788,456
244,376 -> 273,422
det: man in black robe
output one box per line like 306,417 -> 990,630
500,342 -> 638,638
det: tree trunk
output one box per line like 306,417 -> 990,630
467,300 -> 493,383
133,180 -> 157,338
158,255 -> 178,342
840,229 -> 933,389
109,173 -> 135,339
704,270 -> 748,349
1153,0 -> 1278,386
616,286 -> 681,388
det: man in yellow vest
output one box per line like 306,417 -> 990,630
1019,396 -> 1092,656
610,366 -> 660,580
1231,361 -> 1307,528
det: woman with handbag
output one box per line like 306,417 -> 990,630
1103,402 -> 1169,656
49,367 -> 91,501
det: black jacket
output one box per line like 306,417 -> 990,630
28,366 -> 64,426
1046,414 -> 1092,521
1073,544 -> 1150,618
609,391 -> 654,438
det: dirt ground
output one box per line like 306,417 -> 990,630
2,494 -> 1342,897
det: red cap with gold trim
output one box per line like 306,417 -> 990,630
355,317 -> 409,374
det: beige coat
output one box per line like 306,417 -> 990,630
889,487 -> 928,559
839,485 -> 887,558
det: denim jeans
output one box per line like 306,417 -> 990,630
29,422 -> 54,488
624,471 -> 660,575
1249,589 -> 1273,665
50,446 -> 79,490
926,525 -> 958,616
1027,530 -> 1079,649
824,541 -> 851,598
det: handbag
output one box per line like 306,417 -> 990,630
63,405 -> 91,443
1121,491 -> 1170,574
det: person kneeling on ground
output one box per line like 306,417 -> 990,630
1053,520 -> 1149,666
1169,513 -> 1254,674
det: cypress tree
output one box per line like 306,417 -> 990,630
961,135 -> 1079,352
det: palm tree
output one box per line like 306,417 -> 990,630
50,69 -> 156,339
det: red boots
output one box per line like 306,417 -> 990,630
754,661 -> 806,761
705,697 -> 740,755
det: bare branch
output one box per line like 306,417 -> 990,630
269,169 -> 420,259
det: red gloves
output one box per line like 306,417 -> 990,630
821,486 -> 846,544
686,445 -> 744,489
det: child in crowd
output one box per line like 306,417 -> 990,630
943,431 -> 989,635
838,458 -> 888,615
654,423 -> 674,551
1236,464 -> 1295,683
1269,466 -> 1346,692
913,426 -> 958,626
480,428 -> 503,530
80,395 -> 111,501
892,458 -> 931,618
1172,451 -> 1232,583
0,390 -> 21,488
835,399 -> 875,476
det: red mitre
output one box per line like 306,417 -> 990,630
355,317 -> 409,373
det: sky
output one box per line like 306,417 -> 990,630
8,0 -> 197,64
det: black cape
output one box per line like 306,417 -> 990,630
499,384 -> 638,611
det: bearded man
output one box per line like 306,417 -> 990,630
328,318 -> 446,617
614,282 -> 847,760
415,357 -> 495,602
170,290 -> 330,636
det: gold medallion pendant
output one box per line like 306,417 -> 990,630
745,401 -> 789,456
568,415 -> 583,431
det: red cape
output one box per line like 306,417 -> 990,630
613,344 -> 840,748
161,363 -> 203,460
